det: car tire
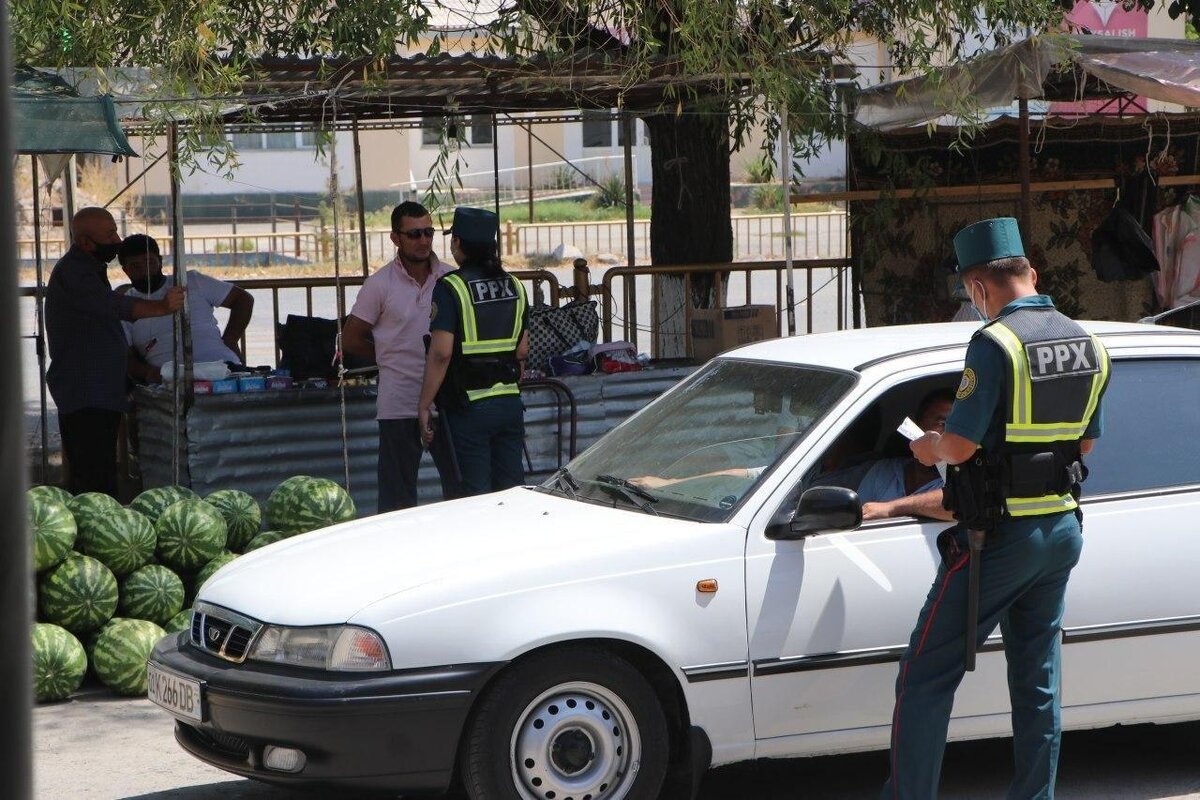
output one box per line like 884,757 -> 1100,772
461,645 -> 670,800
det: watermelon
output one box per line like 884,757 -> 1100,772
32,623 -> 87,702
92,618 -> 167,696
29,485 -> 72,505
39,554 -> 118,634
243,530 -> 285,552
267,476 -> 355,534
205,489 -> 261,551
83,617 -> 126,673
67,492 -> 122,550
120,565 -> 185,626
29,495 -> 77,572
165,609 -> 192,633
82,508 -> 156,577
194,552 -> 238,595
155,500 -> 227,572
129,485 -> 199,524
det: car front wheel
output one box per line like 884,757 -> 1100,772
461,646 -> 669,800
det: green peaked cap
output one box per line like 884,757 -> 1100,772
953,217 -> 1025,273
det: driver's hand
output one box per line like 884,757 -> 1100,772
630,476 -> 675,490
861,501 -> 892,521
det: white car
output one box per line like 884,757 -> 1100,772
149,321 -> 1200,799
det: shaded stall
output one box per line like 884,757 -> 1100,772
832,35 -> 1200,326
14,66 -> 137,483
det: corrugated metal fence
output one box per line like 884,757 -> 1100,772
135,367 -> 694,516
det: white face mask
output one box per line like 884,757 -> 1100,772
969,280 -> 990,321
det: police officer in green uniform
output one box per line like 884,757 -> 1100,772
881,218 -> 1110,799
418,207 -> 529,496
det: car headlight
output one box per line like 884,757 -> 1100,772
248,625 -> 391,671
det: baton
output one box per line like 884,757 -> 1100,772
964,528 -> 987,672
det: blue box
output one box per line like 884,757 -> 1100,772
211,378 -> 240,394
238,376 -> 267,392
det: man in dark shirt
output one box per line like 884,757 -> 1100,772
46,208 -> 184,496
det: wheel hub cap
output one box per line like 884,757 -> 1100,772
511,682 -> 641,800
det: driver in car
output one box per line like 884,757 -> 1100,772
857,388 -> 956,521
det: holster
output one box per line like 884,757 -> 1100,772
942,451 -> 1006,530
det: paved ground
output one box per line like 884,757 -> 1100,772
34,684 -> 1200,799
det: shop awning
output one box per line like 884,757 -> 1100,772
854,35 -> 1200,131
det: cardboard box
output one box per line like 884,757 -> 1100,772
689,304 -> 777,362
211,378 -> 240,394
238,376 -> 267,392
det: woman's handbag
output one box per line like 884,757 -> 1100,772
526,300 -> 600,373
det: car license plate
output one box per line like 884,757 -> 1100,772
146,662 -> 204,722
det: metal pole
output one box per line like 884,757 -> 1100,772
168,122 -> 193,486
781,105 -> 797,336
527,122 -> 535,223
623,113 -> 636,270
493,114 -> 502,246
352,120 -> 370,276
0,7 -> 33,791
31,156 -> 48,483
1018,98 -> 1032,243
62,157 -> 77,249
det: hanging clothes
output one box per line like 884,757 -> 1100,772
1153,196 -> 1200,309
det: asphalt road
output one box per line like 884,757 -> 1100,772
34,684 -> 1200,799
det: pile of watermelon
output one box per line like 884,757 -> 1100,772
28,475 -> 355,703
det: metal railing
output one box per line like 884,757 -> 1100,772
599,259 -> 854,356
18,211 -> 847,267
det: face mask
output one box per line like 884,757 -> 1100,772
970,280 -> 990,321
91,241 -> 121,263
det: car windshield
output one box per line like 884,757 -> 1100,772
545,359 -> 856,522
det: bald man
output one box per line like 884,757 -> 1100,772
46,207 -> 184,496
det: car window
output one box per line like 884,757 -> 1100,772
554,359 -> 857,522
1083,358 -> 1200,495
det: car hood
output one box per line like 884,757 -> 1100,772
199,487 -> 739,626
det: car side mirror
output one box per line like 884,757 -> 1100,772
767,486 -> 862,540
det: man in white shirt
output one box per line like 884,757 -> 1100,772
117,234 -> 255,383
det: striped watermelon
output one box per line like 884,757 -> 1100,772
129,485 -> 199,524
39,554 -> 118,634
67,492 -> 122,550
82,508 -> 156,577
194,552 -> 238,595
155,500 -> 227,572
29,495 -> 77,572
120,565 -> 184,626
243,530 -> 285,552
267,476 -> 356,534
164,609 -> 192,633
32,623 -> 87,702
29,485 -> 72,506
92,618 -> 167,696
205,489 -> 261,551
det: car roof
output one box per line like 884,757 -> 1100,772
723,320 -> 1200,371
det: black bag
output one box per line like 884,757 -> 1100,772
527,300 -> 600,373
1091,206 -> 1159,282
277,315 -> 375,380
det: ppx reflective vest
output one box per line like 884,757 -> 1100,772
441,267 -> 527,403
975,305 -> 1110,518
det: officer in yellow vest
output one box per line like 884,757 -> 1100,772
418,207 -> 529,496
881,218 -> 1110,799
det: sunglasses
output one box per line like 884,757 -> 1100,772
397,227 -> 436,240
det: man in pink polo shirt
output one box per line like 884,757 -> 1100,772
343,202 -> 458,512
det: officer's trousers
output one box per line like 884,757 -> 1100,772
881,512 -> 1084,800
443,394 -> 525,496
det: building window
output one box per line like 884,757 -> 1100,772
471,115 -> 494,145
229,131 -> 316,150
582,110 -> 612,148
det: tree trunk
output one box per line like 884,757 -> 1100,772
644,107 -> 732,358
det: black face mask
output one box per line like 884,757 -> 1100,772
91,241 -> 122,264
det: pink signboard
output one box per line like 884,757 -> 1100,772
1051,1 -> 1149,115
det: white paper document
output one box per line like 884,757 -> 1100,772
898,417 -> 948,482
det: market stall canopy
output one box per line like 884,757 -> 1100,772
854,35 -> 1200,131
12,67 -> 137,156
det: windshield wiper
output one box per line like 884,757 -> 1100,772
592,474 -> 659,515
550,466 -> 580,499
